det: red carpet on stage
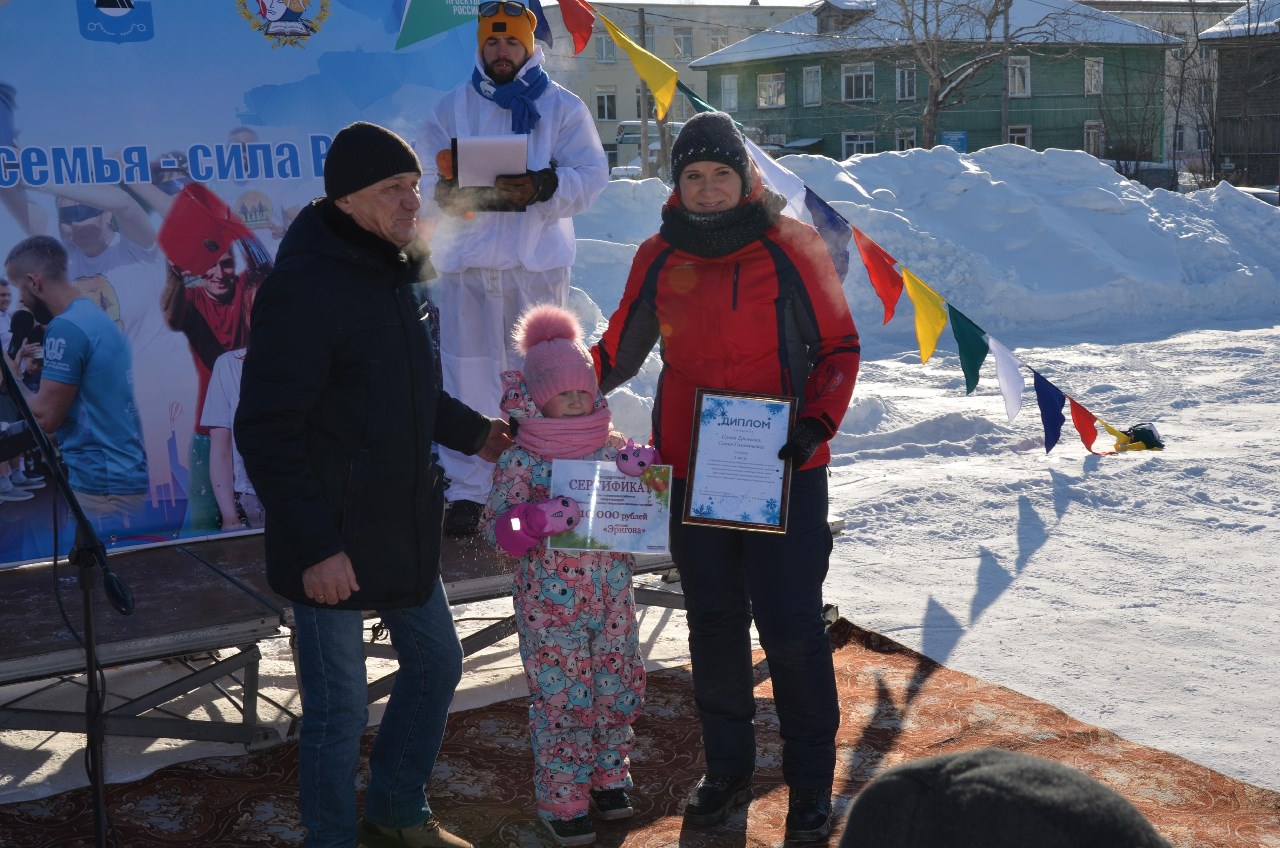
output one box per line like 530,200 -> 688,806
2,621 -> 1276,847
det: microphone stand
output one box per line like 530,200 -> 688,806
0,352 -> 133,848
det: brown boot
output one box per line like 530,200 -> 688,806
357,815 -> 474,848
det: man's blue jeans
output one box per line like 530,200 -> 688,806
292,577 -> 464,847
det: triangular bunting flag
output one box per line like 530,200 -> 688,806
988,337 -> 1024,422
948,305 -> 988,394
527,0 -> 554,47
1033,371 -> 1066,453
1068,397 -> 1116,455
901,268 -> 948,363
556,0 -> 596,54
598,12 -> 678,119
804,188 -> 852,280
745,137 -> 807,219
852,229 -> 903,324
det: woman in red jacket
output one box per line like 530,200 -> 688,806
592,111 -> 860,843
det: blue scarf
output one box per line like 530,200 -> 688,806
471,63 -> 549,134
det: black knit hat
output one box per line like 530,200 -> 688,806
670,111 -> 752,196
323,121 -> 421,200
839,748 -> 1172,848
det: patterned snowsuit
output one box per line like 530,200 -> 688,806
481,372 -> 646,822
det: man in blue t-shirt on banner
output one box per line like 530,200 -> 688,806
4,235 -> 149,541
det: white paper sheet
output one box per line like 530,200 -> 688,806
455,135 -> 528,187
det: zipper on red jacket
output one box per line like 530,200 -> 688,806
732,263 -> 740,309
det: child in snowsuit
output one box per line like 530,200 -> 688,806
481,304 -> 647,847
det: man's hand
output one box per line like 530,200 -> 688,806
494,173 -> 537,208
493,167 -> 557,210
477,418 -> 513,462
301,551 -> 360,606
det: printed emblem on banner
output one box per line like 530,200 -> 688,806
77,0 -> 155,44
238,0 -> 330,48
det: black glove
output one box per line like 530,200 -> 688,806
777,418 -> 827,466
493,165 -> 558,210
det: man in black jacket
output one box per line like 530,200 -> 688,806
235,121 -> 510,848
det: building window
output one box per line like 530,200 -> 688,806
632,23 -> 654,49
842,131 -> 875,157
1009,125 -> 1031,147
1197,125 -> 1209,150
895,128 -> 917,150
1083,120 -> 1105,157
1009,56 -> 1030,98
674,27 -> 694,61
595,87 -> 616,121
722,74 -> 738,112
1199,82 -> 1212,105
803,66 -> 822,107
842,63 -> 874,101
710,35 -> 729,52
896,62 -> 916,101
1171,32 -> 1186,61
1174,124 -> 1184,152
757,72 -> 786,109
1085,57 -> 1103,95
1198,44 -> 1211,61
603,143 -> 617,169
595,34 -> 615,63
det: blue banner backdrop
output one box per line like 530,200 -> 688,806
0,1 -> 475,566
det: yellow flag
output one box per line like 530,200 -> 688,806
598,12 -> 678,119
902,268 -> 948,363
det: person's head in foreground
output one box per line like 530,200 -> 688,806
513,303 -> 598,419
323,121 -> 423,247
839,747 -> 1172,848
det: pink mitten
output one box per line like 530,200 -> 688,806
616,438 -> 661,477
494,496 -> 582,557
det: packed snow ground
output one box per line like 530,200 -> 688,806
2,145 -> 1277,804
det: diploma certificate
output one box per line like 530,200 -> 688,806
684,390 -> 796,532
548,460 -> 672,554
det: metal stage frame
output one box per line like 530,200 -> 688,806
0,533 -> 684,751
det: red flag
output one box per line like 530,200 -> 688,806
853,228 -> 903,324
558,0 -> 596,54
1068,397 -> 1115,455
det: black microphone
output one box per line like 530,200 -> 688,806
7,309 -> 34,359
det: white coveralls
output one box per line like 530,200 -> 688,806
420,46 -> 609,503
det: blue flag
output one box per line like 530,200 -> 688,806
528,0 -> 554,48
803,187 -> 852,280
1033,370 -> 1066,454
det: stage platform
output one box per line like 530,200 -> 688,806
0,532 -> 683,750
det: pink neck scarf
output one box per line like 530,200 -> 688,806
515,407 -> 613,459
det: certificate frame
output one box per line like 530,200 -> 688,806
683,389 -> 797,533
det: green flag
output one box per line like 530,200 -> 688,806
948,304 -> 989,394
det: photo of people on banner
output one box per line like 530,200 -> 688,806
0,77 -> 297,565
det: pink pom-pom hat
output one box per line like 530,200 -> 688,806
512,303 -> 599,410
